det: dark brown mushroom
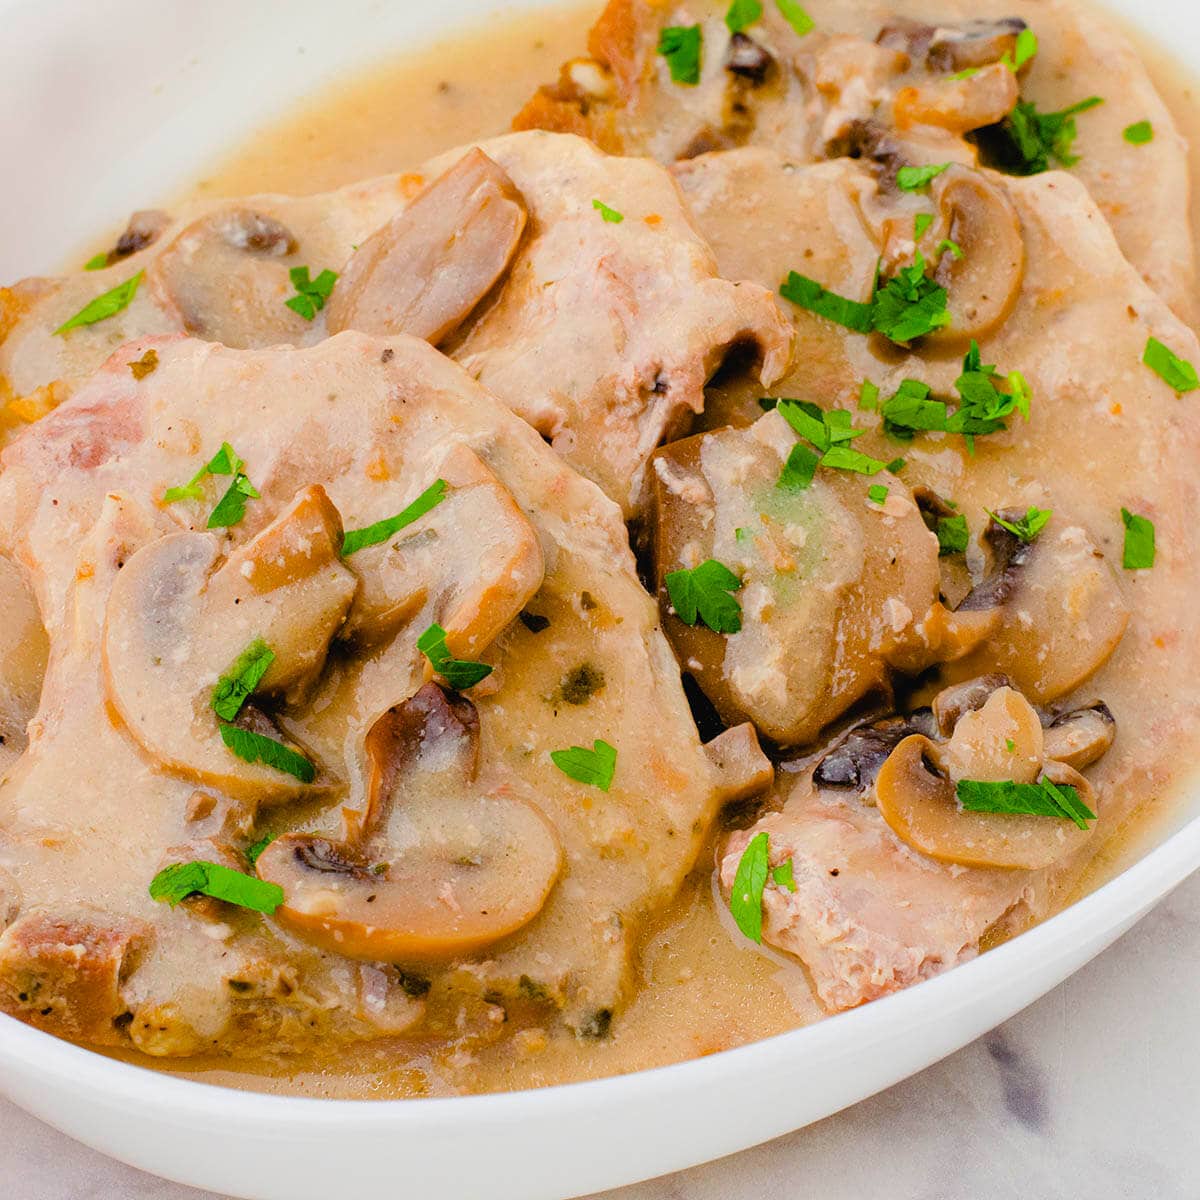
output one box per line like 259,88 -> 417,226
725,33 -> 774,84
109,209 -> 171,263
325,148 -> 528,345
257,684 -> 563,962
877,17 -> 1028,75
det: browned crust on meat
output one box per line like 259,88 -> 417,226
0,913 -> 149,1044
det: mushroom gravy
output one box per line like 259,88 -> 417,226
1,0 -> 1199,1101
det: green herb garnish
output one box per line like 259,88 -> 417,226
149,861 -> 284,913
1001,27 -> 1038,72
592,199 -> 624,223
937,238 -> 963,260
212,639 -> 276,723
417,622 -> 493,690
550,739 -> 616,791
896,163 -> 950,192
666,559 -> 743,634
859,379 -> 880,411
776,0 -> 814,36
244,834 -> 277,867
730,831 -> 770,942
84,253 -> 108,271
980,96 -> 1103,174
957,778 -> 1096,830
725,0 -> 762,33
779,271 -> 873,333
771,858 -> 797,892
868,484 -> 889,505
1123,120 -> 1153,145
936,513 -> 969,556
658,25 -> 702,84
914,212 -> 934,240
340,478 -> 448,556
1143,336 -> 1199,393
285,266 -> 338,321
777,400 -> 886,477
163,441 -> 260,529
54,271 -> 143,335
219,723 -> 316,783
778,442 -> 820,492
870,253 -> 951,342
988,506 -> 1051,543
1120,507 -> 1155,570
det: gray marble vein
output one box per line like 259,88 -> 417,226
3,871 -> 1198,1200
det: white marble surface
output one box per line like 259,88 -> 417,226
3,870 -> 1199,1200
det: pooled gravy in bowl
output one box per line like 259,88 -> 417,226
1,0 -> 1199,1100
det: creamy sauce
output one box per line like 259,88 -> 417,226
6,0 -> 1198,1099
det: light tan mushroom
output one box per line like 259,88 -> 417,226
325,148 -> 528,345
892,62 -> 1019,137
0,556 -> 47,773
149,208 -> 303,347
917,165 -> 1026,343
257,683 -> 562,962
874,686 -> 1099,870
340,443 -> 545,656
1042,703 -> 1117,770
949,515 -> 1130,703
103,486 -> 356,803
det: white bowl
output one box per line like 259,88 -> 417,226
1,2 -> 1198,1197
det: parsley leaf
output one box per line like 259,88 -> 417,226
84,253 -> 108,271
776,0 -> 814,36
725,0 -> 762,33
340,478 -> 448,556
957,778 -> 1096,831
779,271 -> 873,333
771,858 -> 797,891
980,96 -> 1103,175
1121,507 -> 1155,570
913,212 -> 934,240
54,271 -> 143,335
936,513 -> 969,556
988,506 -> 1051,543
658,25 -> 702,84
592,199 -> 624,223
666,559 -> 743,634
729,831 -> 770,942
550,739 -> 617,791
1143,336 -> 1199,393
778,442 -> 820,492
868,484 -> 889,505
244,834 -> 277,866
219,723 -> 316,783
881,379 -> 947,438
1123,120 -> 1153,145
896,162 -> 950,192
937,237 -> 964,260
859,379 -> 879,411
149,861 -> 284,914
285,266 -> 338,321
163,441 -> 259,529
417,622 -> 493,690
776,400 -> 885,476
820,444 -> 886,475
212,639 -> 276,723
1001,27 -> 1038,72
207,471 -> 261,529
871,253 -> 951,342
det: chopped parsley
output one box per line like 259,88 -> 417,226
724,0 -> 762,33
988,506 -> 1051,543
1143,336 -> 1199,393
913,212 -> 934,240
219,723 -> 316,783
896,162 -> 950,192
772,858 -> 797,891
885,456 -> 906,473
777,399 -> 886,477
778,442 -> 820,491
1001,27 -> 1039,72
937,237 -> 964,260
244,834 -> 277,867
550,739 -> 616,791
592,199 -> 624,224
779,271 -> 873,333
936,513 -> 969,556
666,559 -> 743,634
1123,120 -> 1154,145
658,25 -> 702,84
417,622 -> 493,690
979,95 -> 1104,175
730,833 -> 796,940
54,271 -> 143,335
285,266 -> 338,321
868,484 -> 889,505
340,478 -> 448,556
212,639 -> 276,723
1120,507 -> 1156,570
776,0 -> 814,36
957,777 -> 1096,830
84,253 -> 108,271
859,379 -> 880,411
150,861 -> 284,914
163,441 -> 260,529
870,253 -> 951,342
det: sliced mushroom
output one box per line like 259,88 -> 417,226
704,723 -> 774,804
725,33 -> 774,84
892,62 -> 1019,137
1042,702 -> 1117,770
0,556 -> 48,773
109,209 -> 171,263
149,207 -> 306,347
951,515 -> 1130,703
932,673 -> 1013,735
257,683 -> 563,962
812,711 -> 938,793
878,17 -> 1028,75
340,444 -> 545,655
103,486 -> 356,803
874,731 -> 1097,870
325,148 -> 528,346
916,165 -> 1025,343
